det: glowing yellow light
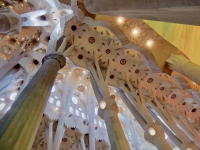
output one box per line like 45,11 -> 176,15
146,40 -> 153,46
100,101 -> 106,109
117,17 -> 124,24
148,127 -> 156,136
132,29 -> 138,35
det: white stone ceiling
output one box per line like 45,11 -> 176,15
0,0 -> 200,150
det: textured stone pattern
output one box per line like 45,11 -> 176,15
104,110 -> 130,150
0,58 -> 61,150
85,0 -> 200,11
42,52 -> 66,69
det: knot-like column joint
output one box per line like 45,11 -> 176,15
98,95 -> 118,118
144,121 -> 172,150
42,52 -> 66,69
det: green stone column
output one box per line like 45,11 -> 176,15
0,52 -> 66,150
98,96 -> 130,150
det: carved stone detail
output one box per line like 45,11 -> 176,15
42,52 -> 66,69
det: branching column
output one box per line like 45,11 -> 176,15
0,52 -> 66,150
166,54 -> 200,85
88,63 -> 130,150
98,96 -> 130,150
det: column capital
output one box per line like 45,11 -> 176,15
42,52 -> 66,69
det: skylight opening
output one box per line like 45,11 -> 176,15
56,101 -> 61,107
72,96 -> 78,104
0,98 -> 5,101
49,97 -> 54,103
51,86 -> 55,92
69,107 -> 74,113
10,93 -> 18,101
0,103 -> 6,110
76,110 -> 80,116
82,112 -> 86,119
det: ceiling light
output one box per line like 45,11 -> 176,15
146,40 -> 153,46
100,101 -> 106,109
53,106 -> 60,112
132,29 -> 138,35
117,17 -> 124,24
148,127 -> 156,136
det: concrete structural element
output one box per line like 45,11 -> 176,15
0,52 -> 66,150
0,0 -> 200,150
0,7 -> 23,35
167,54 -> 200,86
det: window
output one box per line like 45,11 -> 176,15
51,86 -> 55,92
76,110 -> 80,116
0,103 -> 6,110
56,101 -> 60,107
99,121 -> 102,127
72,96 -> 78,104
49,97 -> 54,103
0,98 -> 5,101
69,107 -> 73,113
82,112 -> 86,119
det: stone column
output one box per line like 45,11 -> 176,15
144,121 -> 172,150
46,121 -> 54,150
80,135 -> 86,150
0,52 -> 66,150
98,96 -> 130,150
166,54 -> 200,85
117,90 -> 147,130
